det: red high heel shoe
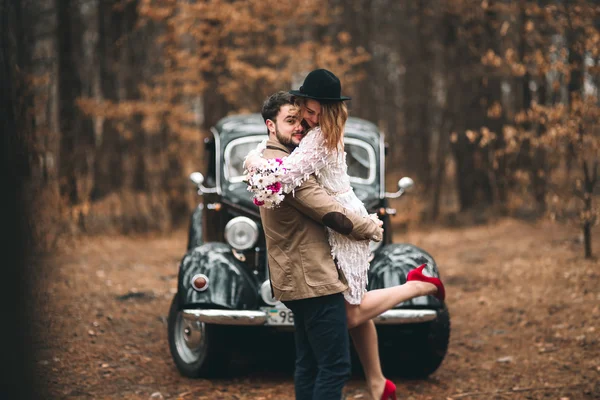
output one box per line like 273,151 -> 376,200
407,263 -> 446,301
381,379 -> 397,400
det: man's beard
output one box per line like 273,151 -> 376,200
275,127 -> 299,149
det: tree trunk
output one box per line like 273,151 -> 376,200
430,9 -> 457,219
515,0 -> 546,212
431,108 -> 452,220
0,0 -> 47,397
447,9 -> 494,211
532,82 -> 548,210
91,0 -> 124,200
56,0 -> 95,206
566,2 -> 592,258
582,161 -> 596,259
483,3 -> 507,205
402,2 -> 433,189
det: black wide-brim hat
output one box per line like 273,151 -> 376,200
290,69 -> 351,102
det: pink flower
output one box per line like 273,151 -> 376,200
253,198 -> 265,206
274,158 -> 283,165
267,182 -> 282,193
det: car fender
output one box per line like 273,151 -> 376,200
177,242 -> 259,310
187,203 -> 203,251
368,243 -> 443,307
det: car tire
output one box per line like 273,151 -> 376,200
384,305 -> 451,379
167,294 -> 229,378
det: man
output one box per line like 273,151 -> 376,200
258,91 -> 383,400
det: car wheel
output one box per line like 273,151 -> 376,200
384,306 -> 451,379
167,294 -> 228,378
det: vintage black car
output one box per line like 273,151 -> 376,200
168,114 -> 450,379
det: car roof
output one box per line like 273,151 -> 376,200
213,113 -> 381,145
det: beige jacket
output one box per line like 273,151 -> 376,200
260,140 -> 381,301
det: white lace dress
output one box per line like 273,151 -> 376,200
246,127 -> 371,304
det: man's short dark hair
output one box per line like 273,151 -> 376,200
261,91 -> 294,124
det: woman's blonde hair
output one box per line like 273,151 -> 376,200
296,97 -> 348,151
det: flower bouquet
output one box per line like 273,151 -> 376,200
244,156 -> 286,208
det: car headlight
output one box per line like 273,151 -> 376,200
369,240 -> 382,254
225,216 -> 259,251
260,280 -> 278,306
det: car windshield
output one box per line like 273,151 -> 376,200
344,138 -> 375,184
224,136 -> 267,182
224,136 -> 375,184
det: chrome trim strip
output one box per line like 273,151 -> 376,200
379,131 -> 386,199
182,308 -> 437,326
373,309 -> 437,324
183,310 -> 267,326
209,127 -> 222,195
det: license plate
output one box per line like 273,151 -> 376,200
263,307 -> 294,326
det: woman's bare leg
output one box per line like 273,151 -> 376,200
346,281 -> 436,330
346,281 -> 436,399
349,319 -> 386,400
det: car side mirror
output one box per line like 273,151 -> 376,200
385,176 -> 414,199
190,172 -> 205,186
398,177 -> 414,191
190,172 -> 218,194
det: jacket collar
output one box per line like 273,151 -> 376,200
265,139 -> 291,155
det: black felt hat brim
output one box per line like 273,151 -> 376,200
289,90 -> 351,102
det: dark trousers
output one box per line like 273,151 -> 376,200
283,293 -> 351,400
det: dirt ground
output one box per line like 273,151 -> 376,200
33,218 -> 599,400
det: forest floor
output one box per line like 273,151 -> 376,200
33,218 -> 599,400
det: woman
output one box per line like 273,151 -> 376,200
245,69 -> 445,400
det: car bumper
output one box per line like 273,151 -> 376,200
182,308 -> 438,326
